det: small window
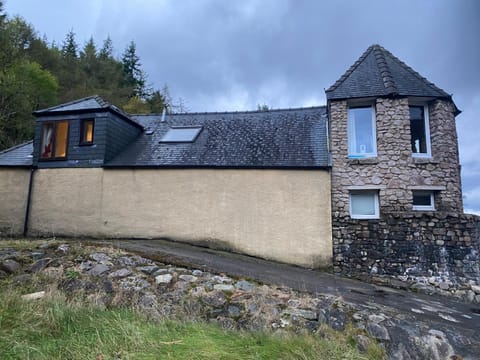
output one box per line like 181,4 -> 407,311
349,191 -> 379,219
348,106 -> 377,158
80,119 -> 94,145
412,190 -> 435,211
160,126 -> 202,143
40,121 -> 69,160
410,105 -> 431,157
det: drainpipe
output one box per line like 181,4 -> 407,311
23,167 -> 36,237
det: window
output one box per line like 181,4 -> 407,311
410,105 -> 431,157
40,121 -> 69,159
412,190 -> 435,211
80,119 -> 94,145
160,126 -> 202,143
349,191 -> 379,219
348,106 -> 376,158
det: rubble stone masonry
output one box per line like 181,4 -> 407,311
330,98 -> 480,286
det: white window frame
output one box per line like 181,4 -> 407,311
349,190 -> 380,219
410,105 -> 431,158
412,190 -> 435,211
347,105 -> 377,158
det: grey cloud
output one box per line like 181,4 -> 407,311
5,0 -> 480,211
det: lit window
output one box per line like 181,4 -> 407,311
80,119 -> 94,145
160,126 -> 202,143
410,105 -> 431,157
348,106 -> 376,158
40,121 -> 69,159
349,191 -> 379,219
412,190 -> 435,211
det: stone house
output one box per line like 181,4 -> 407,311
0,45 -> 478,282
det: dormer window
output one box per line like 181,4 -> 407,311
348,106 -> 377,158
80,119 -> 95,145
410,105 -> 431,157
40,121 -> 69,160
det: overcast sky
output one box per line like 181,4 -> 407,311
5,0 -> 480,213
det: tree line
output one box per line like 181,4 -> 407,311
0,2 -> 179,150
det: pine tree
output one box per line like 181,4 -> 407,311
121,40 -> 148,98
61,30 -> 78,59
99,36 -> 113,59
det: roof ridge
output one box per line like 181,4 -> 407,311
35,94 -> 110,113
132,105 -> 327,117
0,140 -> 33,155
372,45 -> 398,95
380,46 -> 450,97
326,45 -> 376,93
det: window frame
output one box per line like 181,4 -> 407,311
159,126 -> 203,143
347,105 -> 377,158
410,105 -> 431,158
80,118 -> 95,146
412,190 -> 435,211
39,121 -> 69,161
349,190 -> 380,219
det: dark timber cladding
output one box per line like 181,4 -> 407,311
31,96 -> 143,168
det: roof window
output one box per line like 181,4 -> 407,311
160,126 -> 202,143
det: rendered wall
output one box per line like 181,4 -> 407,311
0,168 -> 30,236
28,168 -> 332,268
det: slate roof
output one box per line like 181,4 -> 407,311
326,45 -> 453,101
33,95 -> 143,129
0,141 -> 33,167
106,107 -> 329,168
33,95 -> 110,113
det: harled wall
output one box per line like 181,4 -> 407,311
28,168 -> 332,268
0,168 -> 30,236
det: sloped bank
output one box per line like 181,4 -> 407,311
0,240 -> 478,359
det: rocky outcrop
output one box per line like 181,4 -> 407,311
1,240 -> 478,359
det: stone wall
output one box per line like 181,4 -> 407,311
329,97 -> 477,293
329,98 -> 463,215
333,212 -> 480,280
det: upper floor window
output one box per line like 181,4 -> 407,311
40,121 -> 69,160
410,105 -> 431,157
80,119 -> 95,145
348,106 -> 376,158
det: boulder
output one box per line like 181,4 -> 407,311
29,258 -> 51,273
155,274 -> 173,285
1,259 -> 21,274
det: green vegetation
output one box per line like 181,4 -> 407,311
0,290 -> 383,360
0,239 -> 384,360
0,1 -> 176,151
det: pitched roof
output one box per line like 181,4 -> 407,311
33,95 -> 143,129
106,107 -> 329,168
34,95 -> 110,113
326,45 -> 452,101
0,141 -> 33,167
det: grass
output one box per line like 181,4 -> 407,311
0,239 -> 385,359
0,289 -> 384,360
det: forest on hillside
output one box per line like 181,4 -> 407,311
0,1 -> 179,151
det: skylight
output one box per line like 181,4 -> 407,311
160,126 -> 202,143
